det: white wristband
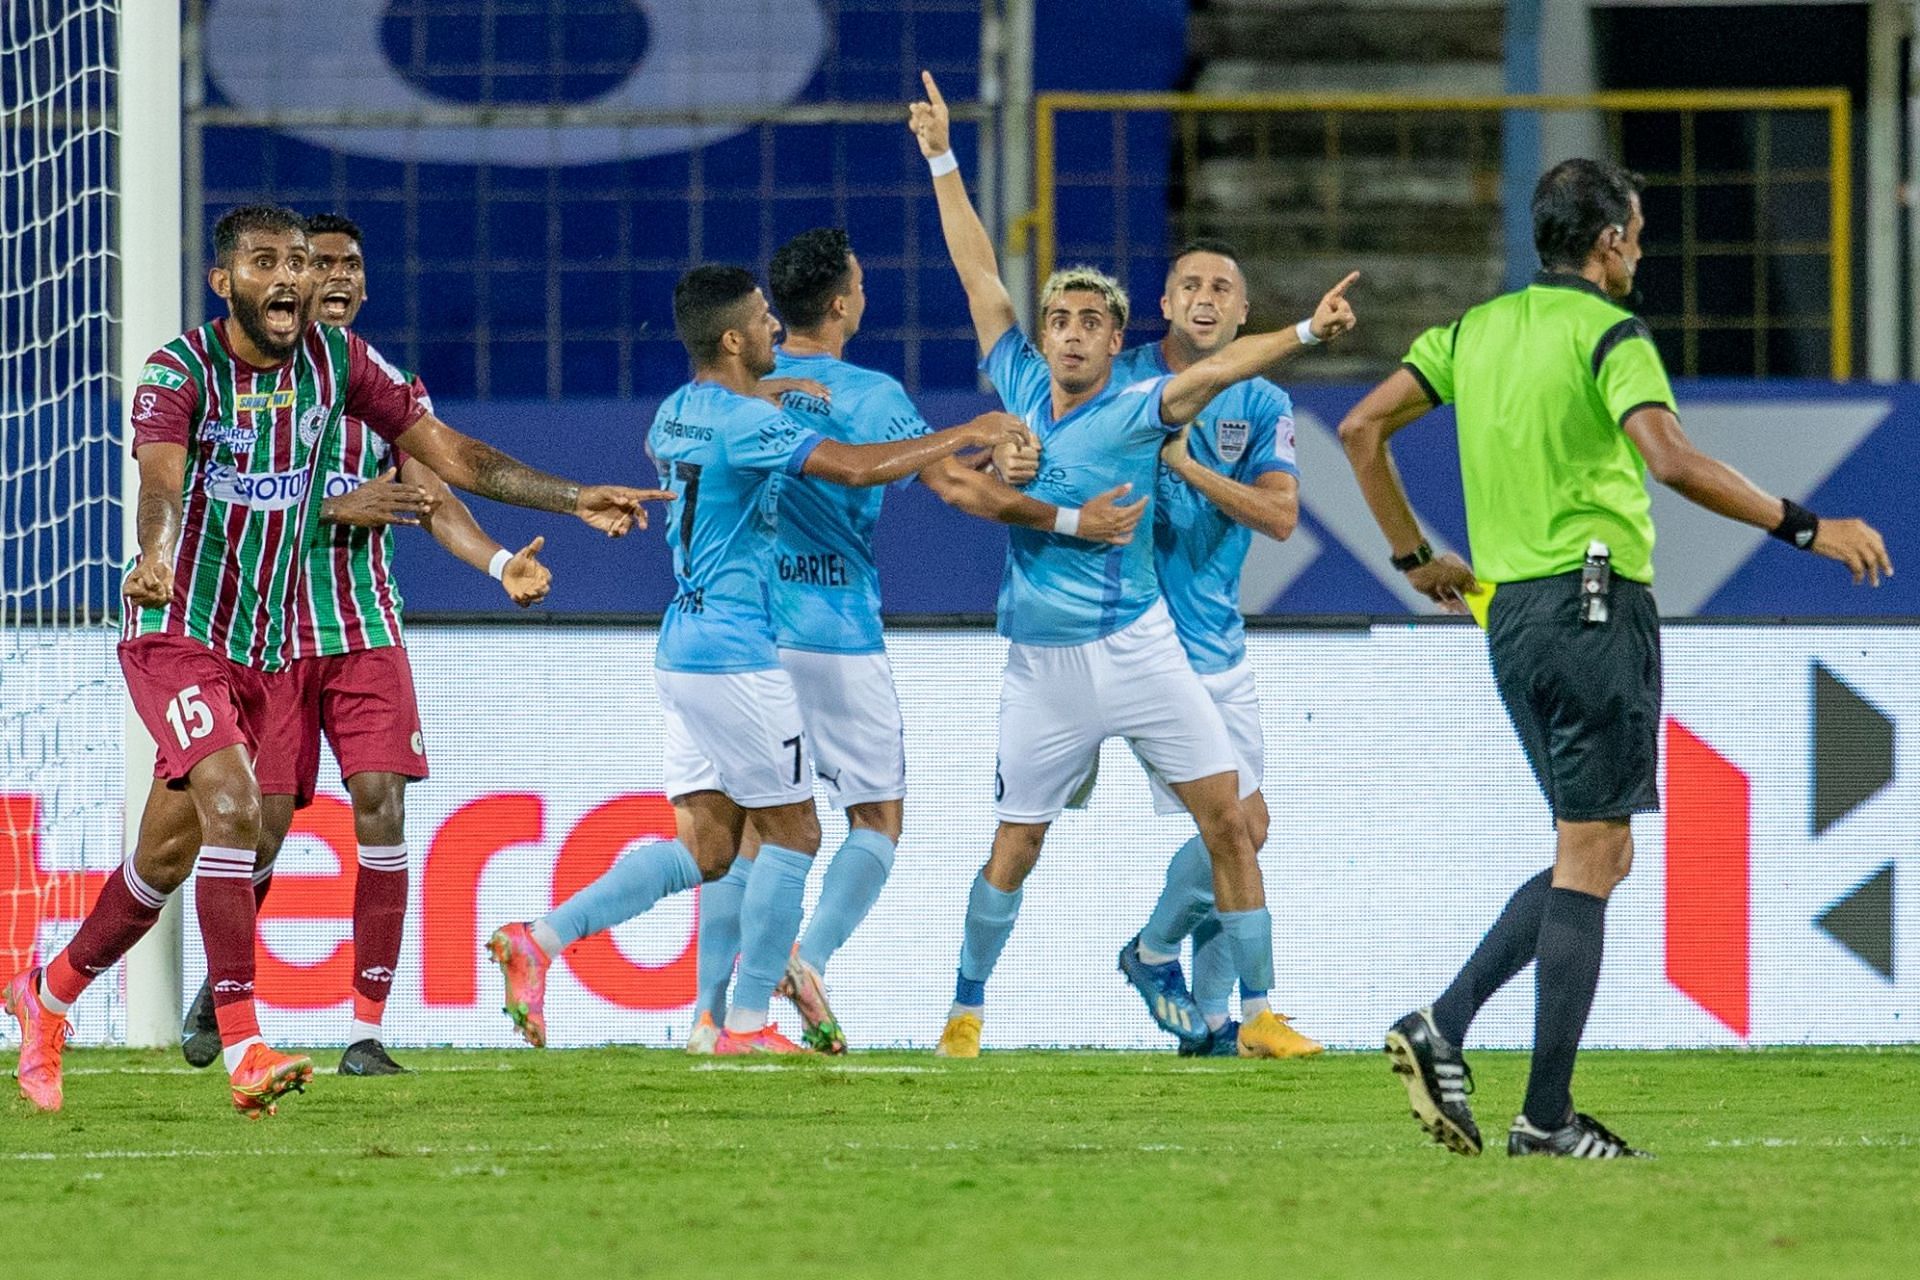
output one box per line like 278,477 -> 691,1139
488,548 -> 512,581
1295,317 -> 1322,346
1052,506 -> 1081,537
926,150 -> 959,177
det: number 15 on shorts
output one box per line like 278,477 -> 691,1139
165,684 -> 214,748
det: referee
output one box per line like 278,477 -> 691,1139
1339,158 -> 1892,1160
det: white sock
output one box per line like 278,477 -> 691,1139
349,1019 -> 383,1045
37,973 -> 72,1015
223,1035 -> 265,1075
1242,996 -> 1271,1020
948,1001 -> 983,1021
724,1006 -> 768,1034
529,918 -> 564,959
1136,942 -> 1179,965
1205,1012 -> 1229,1032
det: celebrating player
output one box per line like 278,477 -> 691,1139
1340,160 -> 1890,1157
175,212 -> 552,1078
1108,242 -> 1356,1057
3,204 -> 659,1115
682,228 -> 1142,1053
485,265 -> 1022,1055
909,71 -> 1321,1058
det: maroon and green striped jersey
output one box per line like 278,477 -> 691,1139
289,368 -> 435,657
124,319 -> 426,670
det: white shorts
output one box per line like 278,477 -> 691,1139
995,600 -> 1236,824
656,667 -> 812,808
778,647 -> 907,809
1142,659 -> 1264,816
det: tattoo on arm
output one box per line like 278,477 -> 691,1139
464,439 -> 580,514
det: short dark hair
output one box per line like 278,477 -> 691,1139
304,212 -> 365,246
213,204 -> 307,267
1167,237 -> 1243,276
768,228 -> 854,331
1532,159 -> 1644,271
672,265 -> 760,363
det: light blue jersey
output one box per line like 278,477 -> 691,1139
767,348 -> 930,655
1111,342 -> 1298,674
981,328 -> 1175,646
648,380 -> 824,674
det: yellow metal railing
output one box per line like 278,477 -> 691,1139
1033,90 -> 1852,378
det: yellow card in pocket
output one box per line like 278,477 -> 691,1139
1461,581 -> 1495,628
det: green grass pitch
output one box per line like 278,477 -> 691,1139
4,1046 -> 1916,1278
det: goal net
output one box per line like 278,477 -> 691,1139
2,0 -> 131,1044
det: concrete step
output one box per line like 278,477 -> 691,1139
1193,6 -> 1504,63
1194,59 -> 1507,98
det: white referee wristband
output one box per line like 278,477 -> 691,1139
488,548 -> 512,581
926,150 -> 959,177
1295,317 -> 1322,346
1052,506 -> 1081,537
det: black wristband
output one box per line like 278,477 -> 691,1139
1770,499 -> 1820,550
1390,541 -> 1434,572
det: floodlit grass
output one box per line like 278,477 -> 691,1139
3,1046 -> 1916,1278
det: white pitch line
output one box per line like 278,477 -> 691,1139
5,1140 -> 603,1164
58,1063 -> 517,1077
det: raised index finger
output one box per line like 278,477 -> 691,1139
1325,271 -> 1361,301
921,70 -> 946,108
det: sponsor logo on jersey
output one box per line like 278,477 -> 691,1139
323,470 -> 366,499
139,362 -> 188,390
298,404 -> 329,447
133,390 -> 162,423
203,417 -> 261,449
410,731 -> 424,756
236,388 -> 297,414
203,463 -> 311,510
1216,419 -> 1249,463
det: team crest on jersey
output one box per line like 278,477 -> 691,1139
1216,419 -> 1250,462
298,404 -> 329,447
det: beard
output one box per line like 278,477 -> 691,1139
229,288 -> 302,361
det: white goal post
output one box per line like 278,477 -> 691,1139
118,0 -> 183,1047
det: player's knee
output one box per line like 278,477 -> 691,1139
848,802 -> 902,844
986,823 -> 1046,887
192,770 -> 262,848
347,772 -> 408,845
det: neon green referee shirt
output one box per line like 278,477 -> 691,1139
1402,272 -> 1677,585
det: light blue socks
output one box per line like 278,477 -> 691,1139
797,829 -> 896,973
954,872 -> 1023,1007
1189,914 -> 1235,1024
727,843 -> 814,1031
1138,834 -> 1213,959
1218,906 -> 1274,1005
538,839 -> 700,951
694,855 -> 752,1019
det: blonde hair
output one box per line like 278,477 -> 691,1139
1038,265 -> 1129,332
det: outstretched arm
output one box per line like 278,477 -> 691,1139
1623,405 -> 1892,585
394,412 -> 669,536
403,457 -> 552,606
1160,272 -> 1360,426
1337,367 -> 1476,610
910,70 -> 1017,354
123,443 -> 185,607
803,412 -> 1024,488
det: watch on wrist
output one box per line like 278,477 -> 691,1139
1390,541 -> 1434,572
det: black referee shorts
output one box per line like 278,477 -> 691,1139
1485,570 -> 1662,824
